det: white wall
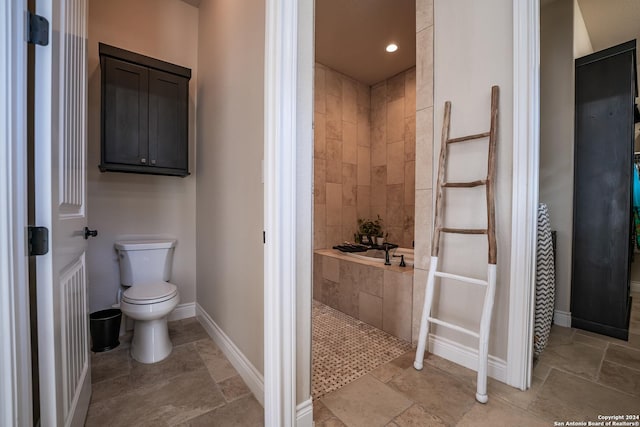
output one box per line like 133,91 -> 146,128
539,0 -> 593,318
432,0 -> 513,360
196,0 -> 265,374
86,0 -> 199,312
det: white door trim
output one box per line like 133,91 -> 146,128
264,0 -> 300,425
0,0 -> 33,425
507,0 -> 540,390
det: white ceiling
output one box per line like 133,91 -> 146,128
315,0 -> 416,86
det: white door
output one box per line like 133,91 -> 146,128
34,0 -> 91,425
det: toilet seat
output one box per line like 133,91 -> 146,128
123,282 -> 177,305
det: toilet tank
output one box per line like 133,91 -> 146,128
114,239 -> 176,286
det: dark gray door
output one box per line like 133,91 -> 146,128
102,57 -> 149,166
148,69 -> 188,171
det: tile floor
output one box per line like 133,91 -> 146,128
86,295 -> 640,427
313,301 -> 412,399
313,293 -> 640,427
86,317 -> 263,426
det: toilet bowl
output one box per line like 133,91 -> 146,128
115,239 -> 179,364
120,282 -> 179,363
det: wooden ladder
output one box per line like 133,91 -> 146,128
413,86 -> 499,404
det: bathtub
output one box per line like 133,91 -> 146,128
313,248 -> 414,342
345,247 -> 415,267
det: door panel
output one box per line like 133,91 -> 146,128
103,57 -> 149,166
572,41 -> 635,340
148,69 -> 188,170
35,0 -> 91,425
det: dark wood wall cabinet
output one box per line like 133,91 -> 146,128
571,40 -> 637,340
99,43 -> 191,177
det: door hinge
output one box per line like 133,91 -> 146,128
263,231 -> 266,244
27,11 -> 49,46
28,226 -> 49,256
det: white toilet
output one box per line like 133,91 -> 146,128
115,239 -> 180,364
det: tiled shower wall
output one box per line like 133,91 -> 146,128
314,63 -> 372,249
314,64 -> 417,250
370,69 -> 416,248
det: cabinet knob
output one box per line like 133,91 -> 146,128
151,159 -> 156,165
140,158 -> 147,164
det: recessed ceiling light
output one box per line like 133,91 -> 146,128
386,43 -> 398,53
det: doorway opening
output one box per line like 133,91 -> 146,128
311,0 -> 418,401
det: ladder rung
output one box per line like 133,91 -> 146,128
427,317 -> 480,338
434,271 -> 488,286
442,180 -> 487,188
447,132 -> 491,144
439,227 -> 487,235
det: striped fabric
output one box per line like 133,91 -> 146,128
534,203 -> 555,358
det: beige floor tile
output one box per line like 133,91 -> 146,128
87,318 -> 259,427
91,346 -> 130,384
391,351 -> 419,370
322,375 -> 413,427
218,375 -> 252,402
574,328 -> 640,350
423,354 -> 477,387
605,343 -> 640,371
532,359 -> 552,381
387,366 -> 475,425
573,330 -> 610,349
598,360 -> 640,396
535,340 -> 604,380
546,325 -> 575,347
174,395 -> 264,427
392,404 -> 447,427
457,398 -> 547,427
90,372 -> 136,404
529,368 -> 640,422
194,338 -> 238,382
314,399 -> 337,423
487,375 -> 544,411
169,317 -> 209,347
628,333 -> 640,349
129,342 -> 207,388
631,308 -> 640,333
91,339 -> 207,404
318,417 -> 348,427
370,360 -> 407,383
85,368 -> 226,427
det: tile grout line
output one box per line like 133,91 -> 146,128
545,364 -> 639,398
601,357 -> 640,373
594,341 -> 609,383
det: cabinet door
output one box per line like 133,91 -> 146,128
148,69 -> 188,171
572,41 -> 635,340
102,57 -> 149,166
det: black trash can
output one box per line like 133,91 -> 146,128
89,309 -> 122,352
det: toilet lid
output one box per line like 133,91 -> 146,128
123,282 -> 177,305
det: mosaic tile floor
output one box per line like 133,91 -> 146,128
312,300 -> 413,400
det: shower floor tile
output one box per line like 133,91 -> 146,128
312,300 -> 412,400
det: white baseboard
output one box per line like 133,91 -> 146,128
553,309 -> 572,327
428,334 -> 507,383
296,399 -> 313,427
168,302 -> 196,321
631,281 -> 640,294
196,303 -> 265,406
